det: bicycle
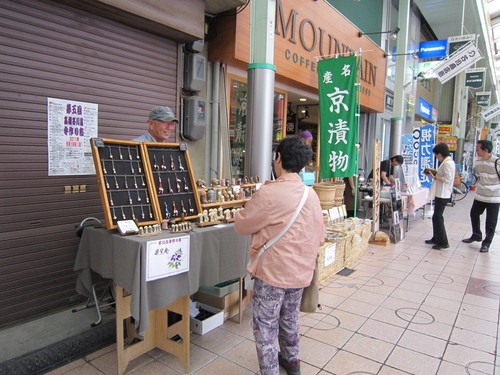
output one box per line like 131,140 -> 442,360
449,181 -> 469,206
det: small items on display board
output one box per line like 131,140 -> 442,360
91,137 -> 261,233
91,138 -> 161,230
90,138 -> 201,231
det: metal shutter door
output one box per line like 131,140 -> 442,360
0,0 -> 179,328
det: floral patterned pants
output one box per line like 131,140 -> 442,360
252,278 -> 303,375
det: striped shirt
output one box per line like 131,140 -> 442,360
475,154 -> 500,203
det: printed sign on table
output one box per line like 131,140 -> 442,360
146,235 -> 190,281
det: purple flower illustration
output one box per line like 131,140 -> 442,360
168,248 -> 183,269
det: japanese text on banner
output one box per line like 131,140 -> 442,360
416,125 -> 435,189
318,56 -> 358,179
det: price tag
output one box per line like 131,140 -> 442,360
117,220 -> 139,235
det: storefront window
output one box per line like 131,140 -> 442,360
228,76 -> 286,178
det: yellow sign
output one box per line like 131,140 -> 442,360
445,136 -> 458,151
437,125 -> 452,143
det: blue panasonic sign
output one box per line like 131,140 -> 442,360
418,40 -> 448,59
417,97 -> 433,120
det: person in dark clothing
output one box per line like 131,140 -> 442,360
368,155 -> 404,186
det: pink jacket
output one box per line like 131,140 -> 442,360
234,173 -> 325,288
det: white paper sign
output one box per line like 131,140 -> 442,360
146,235 -> 190,281
432,42 -> 483,84
47,98 -> 98,175
482,103 -> 500,122
324,243 -> 337,267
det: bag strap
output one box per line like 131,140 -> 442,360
495,158 -> 500,180
255,186 -> 309,259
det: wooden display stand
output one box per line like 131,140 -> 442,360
115,285 -> 190,375
197,183 -> 258,212
90,138 -> 202,230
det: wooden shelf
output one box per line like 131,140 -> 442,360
200,200 -> 247,209
197,183 -> 257,192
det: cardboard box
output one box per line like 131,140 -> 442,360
193,289 -> 241,321
190,302 -> 224,335
198,279 -> 240,297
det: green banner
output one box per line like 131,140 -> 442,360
476,92 -> 491,107
317,56 -> 358,179
465,71 -> 484,89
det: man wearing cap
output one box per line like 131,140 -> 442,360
133,106 -> 179,142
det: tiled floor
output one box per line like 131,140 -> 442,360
48,194 -> 499,375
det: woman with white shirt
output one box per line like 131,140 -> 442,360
424,143 -> 455,250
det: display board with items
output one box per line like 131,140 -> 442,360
143,142 -> 201,223
90,138 -> 201,230
91,138 -> 159,230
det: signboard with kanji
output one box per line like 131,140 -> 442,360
432,42 -> 483,84
317,56 -> 358,179
416,125 -> 435,189
476,92 -> 491,107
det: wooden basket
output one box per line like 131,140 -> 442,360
317,237 -> 348,283
343,223 -> 372,266
313,182 -> 337,210
333,182 -> 345,206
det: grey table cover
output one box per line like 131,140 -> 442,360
74,224 -> 250,335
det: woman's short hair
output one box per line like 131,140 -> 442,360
275,135 -> 312,173
433,142 -> 450,157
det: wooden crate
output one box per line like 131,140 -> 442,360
317,237 -> 347,282
344,223 -> 372,266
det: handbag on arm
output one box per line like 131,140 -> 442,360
244,186 -> 309,290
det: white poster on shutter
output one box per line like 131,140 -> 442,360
47,98 -> 98,175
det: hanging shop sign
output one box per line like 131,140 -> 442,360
418,40 -> 448,59
317,55 -> 358,179
385,90 -> 394,112
416,61 -> 440,79
416,124 -> 435,189
445,136 -> 458,151
47,97 -> 98,176
146,235 -> 190,281
482,103 -> 500,122
417,97 -> 433,121
432,108 -> 439,123
465,68 -> 485,90
437,125 -> 452,143
209,0 -> 386,112
448,34 -> 476,55
432,41 -> 483,84
476,92 -> 491,107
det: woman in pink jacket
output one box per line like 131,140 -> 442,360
235,136 -> 325,375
